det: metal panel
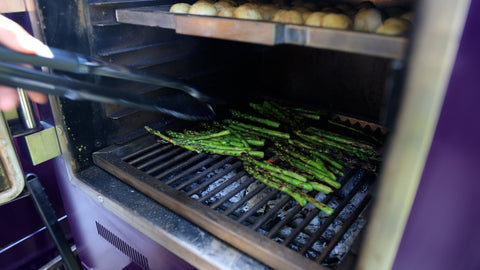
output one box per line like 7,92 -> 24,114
0,114 -> 25,205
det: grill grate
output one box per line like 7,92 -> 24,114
93,128 -> 376,269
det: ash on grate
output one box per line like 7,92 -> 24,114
275,170 -> 371,263
242,181 -> 271,214
329,216 -> 366,260
188,164 -> 247,205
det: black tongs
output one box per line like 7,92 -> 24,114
0,45 -> 216,120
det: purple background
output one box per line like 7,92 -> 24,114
393,1 -> 480,269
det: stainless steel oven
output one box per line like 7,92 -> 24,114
1,0 -> 477,269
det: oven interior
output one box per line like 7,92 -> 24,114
36,0 -> 414,269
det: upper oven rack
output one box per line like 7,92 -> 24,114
115,5 -> 409,59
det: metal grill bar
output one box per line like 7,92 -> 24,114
166,154 -> 225,186
266,204 -> 303,239
210,176 -> 255,210
136,147 -> 184,170
150,152 -> 204,177
222,183 -> 269,216
121,142 -> 167,162
315,195 -> 371,263
237,190 -> 280,224
186,160 -> 242,196
250,195 -> 291,231
198,170 -> 247,203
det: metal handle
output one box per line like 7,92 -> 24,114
17,87 -> 38,130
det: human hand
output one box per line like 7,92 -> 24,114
0,15 -> 51,111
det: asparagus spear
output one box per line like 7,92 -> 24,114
230,109 -> 281,128
240,156 -> 307,182
244,165 -> 307,207
244,164 -> 334,215
288,139 -> 315,150
274,142 -> 336,180
269,171 -> 313,191
263,101 -> 301,128
146,126 -> 264,158
145,126 -> 200,153
309,182 -> 333,194
295,131 -> 377,160
302,191 -> 334,215
327,119 -> 383,145
223,126 -> 250,148
305,126 -> 376,150
224,120 -> 291,139
188,129 -> 231,141
271,147 -> 341,188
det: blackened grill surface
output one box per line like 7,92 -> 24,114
92,117 -> 380,269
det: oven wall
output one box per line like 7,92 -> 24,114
36,0 -> 402,173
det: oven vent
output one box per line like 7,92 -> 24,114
95,221 -> 149,270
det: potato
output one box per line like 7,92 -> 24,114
188,2 -> 217,16
271,9 -> 287,21
322,13 -> 352,29
291,6 -> 310,13
240,2 -> 259,9
258,4 -> 278,20
354,8 -> 382,32
356,1 -> 376,10
233,4 -> 263,20
220,0 -> 238,7
302,11 -> 312,22
271,10 -> 303,24
376,17 -> 411,35
195,0 -> 215,4
169,3 -> 191,14
214,0 -> 233,11
304,11 -> 327,27
218,6 -> 236,17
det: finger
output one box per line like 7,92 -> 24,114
0,85 -> 20,111
0,15 -> 52,57
25,90 -> 48,104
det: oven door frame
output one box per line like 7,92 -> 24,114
358,0 -> 471,269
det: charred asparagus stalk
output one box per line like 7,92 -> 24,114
244,164 -> 334,215
274,150 -> 342,189
327,119 -> 383,145
274,142 -> 336,180
145,126 -> 264,158
224,119 -> 291,139
244,165 -> 307,207
305,126 -> 376,151
295,131 -> 377,161
230,109 -> 281,128
240,156 -> 307,182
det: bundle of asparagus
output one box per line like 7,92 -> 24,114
145,100 -> 382,216
145,126 -> 265,158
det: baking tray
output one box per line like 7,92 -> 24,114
116,5 -> 408,59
